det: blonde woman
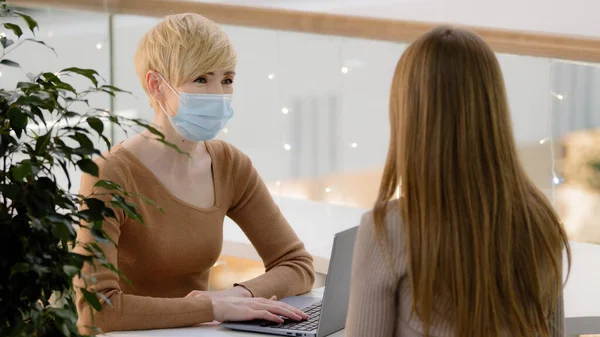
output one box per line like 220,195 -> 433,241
74,13 -> 313,333
346,26 -> 570,337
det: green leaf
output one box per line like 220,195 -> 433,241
24,38 -> 56,55
63,265 -> 79,278
157,138 -> 188,156
101,134 -> 111,150
110,195 -> 143,223
80,289 -> 102,311
3,23 -> 22,37
11,161 -> 32,181
70,132 -> 94,151
99,85 -> 131,95
52,221 -> 75,246
123,191 -> 162,213
14,11 -> 39,33
58,159 -> 72,190
86,117 -> 104,135
84,197 -> 106,212
132,119 -> 163,137
35,132 -> 51,155
10,262 -> 30,278
1,36 -> 14,48
8,107 -> 28,129
61,67 -> 100,87
101,262 -> 132,287
1,59 -> 20,68
77,159 -> 99,177
17,81 -> 39,91
94,180 -> 121,191
54,81 -> 76,94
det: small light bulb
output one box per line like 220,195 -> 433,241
556,94 -> 564,100
276,181 -> 281,186
341,67 -> 349,74
350,142 -> 358,148
0,71 -> 3,78
268,73 -> 275,80
281,108 -> 289,114
0,32 -> 6,38
325,187 -> 332,193
553,176 -> 561,185
539,138 -> 549,144
96,43 -> 102,49
223,128 -> 229,134
284,144 -> 291,151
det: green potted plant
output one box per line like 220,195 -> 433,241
0,2 -> 171,335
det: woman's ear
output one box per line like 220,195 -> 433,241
146,71 -> 165,101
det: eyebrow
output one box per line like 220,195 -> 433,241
205,71 -> 236,76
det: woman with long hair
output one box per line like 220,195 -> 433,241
345,26 -> 570,337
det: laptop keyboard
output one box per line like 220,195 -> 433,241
261,301 -> 322,331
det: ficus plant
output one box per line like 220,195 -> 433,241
0,2 -> 174,336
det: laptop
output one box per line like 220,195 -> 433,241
220,226 -> 358,337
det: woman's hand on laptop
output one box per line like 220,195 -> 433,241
210,296 -> 309,323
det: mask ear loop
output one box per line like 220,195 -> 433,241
154,73 -> 179,118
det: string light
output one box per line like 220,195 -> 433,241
223,128 -> 229,134
325,187 -> 332,193
350,142 -> 358,148
0,32 -> 5,38
96,43 -> 102,50
551,92 -> 564,100
539,137 -> 549,144
341,67 -> 349,74
268,73 -> 275,80
281,107 -> 289,114
283,144 -> 291,151
0,71 -> 2,78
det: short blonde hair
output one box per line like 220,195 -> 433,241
134,13 -> 236,95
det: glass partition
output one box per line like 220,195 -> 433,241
111,14 -> 559,209
2,8 -> 596,247
551,60 -> 600,244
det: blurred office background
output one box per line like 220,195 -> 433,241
2,0 -> 599,289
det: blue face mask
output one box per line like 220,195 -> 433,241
157,74 -> 234,142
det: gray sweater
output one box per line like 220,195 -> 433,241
345,203 -> 564,337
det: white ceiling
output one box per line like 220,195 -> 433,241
197,0 -> 600,38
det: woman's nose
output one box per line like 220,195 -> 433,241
206,82 -> 224,94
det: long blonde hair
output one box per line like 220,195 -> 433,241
374,26 -> 570,336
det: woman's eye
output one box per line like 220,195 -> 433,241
194,77 -> 207,83
222,78 -> 234,85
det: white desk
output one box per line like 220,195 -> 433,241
563,241 -> 600,336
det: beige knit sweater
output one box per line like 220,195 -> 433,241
73,140 -> 315,334
345,202 -> 565,337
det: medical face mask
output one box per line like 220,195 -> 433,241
157,74 -> 234,142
